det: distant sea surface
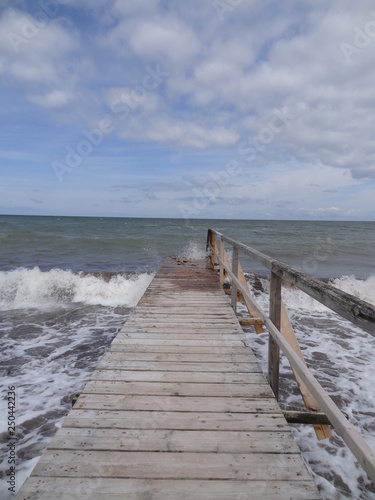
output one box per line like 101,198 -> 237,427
1,215 -> 374,277
1,215 -> 375,499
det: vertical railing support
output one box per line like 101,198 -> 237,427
269,270 -> 282,400
219,237 -> 224,286
211,232 -> 216,269
231,245 -> 239,313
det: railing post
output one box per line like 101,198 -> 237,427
231,245 -> 239,313
211,232 -> 216,269
219,237 -> 224,286
269,270 -> 281,400
206,229 -> 212,252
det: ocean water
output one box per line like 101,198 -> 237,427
0,215 -> 375,499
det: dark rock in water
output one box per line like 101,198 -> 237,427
252,276 -> 265,294
242,273 -> 266,296
311,351 -> 330,362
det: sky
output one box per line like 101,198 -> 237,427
0,0 -> 375,220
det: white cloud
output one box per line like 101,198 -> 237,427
28,89 -> 74,109
311,207 -> 345,214
119,117 -> 239,149
129,18 -> 200,66
1,0 -> 375,218
0,8 -> 79,80
147,121 -> 239,149
0,7 -> 94,122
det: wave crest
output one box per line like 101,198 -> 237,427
247,274 -> 375,313
330,275 -> 375,306
0,267 -> 154,310
179,240 -> 208,260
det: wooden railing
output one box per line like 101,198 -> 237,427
206,228 -> 375,483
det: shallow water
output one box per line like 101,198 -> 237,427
0,302 -> 129,494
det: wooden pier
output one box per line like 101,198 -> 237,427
17,256 -> 320,499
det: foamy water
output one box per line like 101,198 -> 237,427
179,240 -> 209,260
1,216 -> 375,498
0,267 -> 153,310
0,270 -> 153,499
242,274 -> 375,499
2,269 -> 374,498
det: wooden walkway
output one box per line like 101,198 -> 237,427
17,257 -> 320,499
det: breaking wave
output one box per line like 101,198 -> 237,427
0,267 -> 154,310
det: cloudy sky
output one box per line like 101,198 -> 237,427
1,0 -> 375,220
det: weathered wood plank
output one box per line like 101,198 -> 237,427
90,369 -> 264,383
82,381 -> 274,398
118,328 -> 244,334
113,333 -> 246,341
63,410 -> 288,431
107,339 -> 246,346
102,352 -> 254,363
269,271 -> 281,400
139,294 -> 231,299
139,298 -> 229,303
32,450 -> 313,481
124,325 -> 242,332
97,360 -> 259,372
214,240 -> 264,334
133,308 -> 235,315
50,428 -> 300,453
109,342 -> 251,353
74,394 -> 282,413
16,477 -> 322,500
127,317 -> 240,332
124,313 -> 240,319
280,300 -> 332,440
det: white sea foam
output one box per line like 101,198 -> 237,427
331,275 -> 375,305
0,268 -> 154,498
259,275 -> 375,314
0,268 -> 154,310
2,269 -> 375,499
242,273 -> 375,499
0,304 -> 132,498
179,240 -> 208,260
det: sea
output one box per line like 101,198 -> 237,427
0,215 -> 375,499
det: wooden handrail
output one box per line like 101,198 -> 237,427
207,228 -> 375,482
208,229 -> 375,335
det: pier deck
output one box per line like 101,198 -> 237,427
17,257 -> 320,499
